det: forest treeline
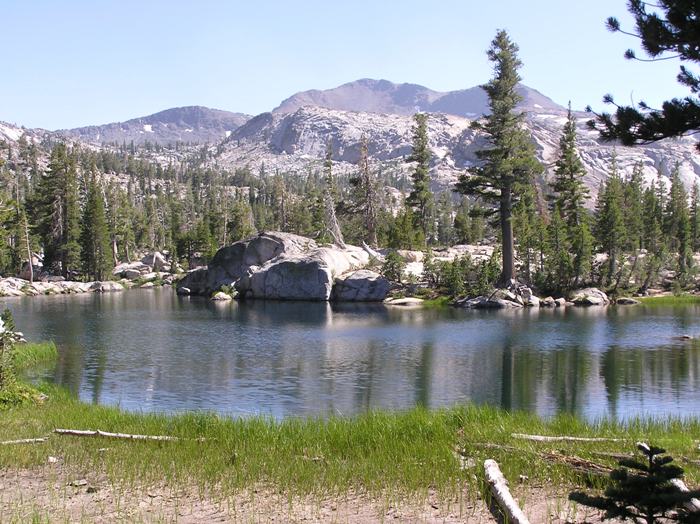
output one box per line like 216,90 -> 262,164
1,29 -> 698,298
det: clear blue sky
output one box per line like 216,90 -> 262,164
0,0 -> 690,130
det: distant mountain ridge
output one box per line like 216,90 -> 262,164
59,106 -> 251,145
273,78 -> 565,117
2,78 -> 699,203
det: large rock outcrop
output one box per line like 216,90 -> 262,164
331,270 -> 391,302
177,232 -> 389,302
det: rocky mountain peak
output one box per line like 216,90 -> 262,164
58,106 -> 251,146
272,78 -> 566,118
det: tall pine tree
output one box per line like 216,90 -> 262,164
406,113 -> 434,244
80,174 -> 113,281
455,30 -> 542,285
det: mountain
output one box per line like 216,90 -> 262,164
3,78 -> 699,204
217,88 -> 700,203
59,106 -> 251,146
0,121 -> 48,144
272,78 -> 564,117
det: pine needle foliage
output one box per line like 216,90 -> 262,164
570,442 -> 700,523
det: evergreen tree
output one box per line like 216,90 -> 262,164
544,204 -> 573,292
80,175 -> 113,281
549,102 -> 592,287
406,113 -> 434,243
551,103 -> 589,227
570,442 -> 700,523
435,192 -> 455,246
691,182 -> 700,252
387,207 -> 424,250
228,197 -> 256,242
455,30 -> 543,285
453,197 -> 473,244
591,1 -> 700,152
31,143 -> 81,278
349,135 -> 379,246
594,155 -> 627,285
664,165 -> 693,278
322,141 -> 346,247
623,162 -> 645,252
512,183 -> 542,284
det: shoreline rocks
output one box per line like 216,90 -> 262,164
0,277 -> 125,297
570,288 -> 610,306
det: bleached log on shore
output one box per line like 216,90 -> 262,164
511,433 -> 623,443
0,437 -> 49,445
670,479 -> 700,513
54,429 -> 179,442
484,459 -> 530,524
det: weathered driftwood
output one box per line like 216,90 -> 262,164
483,459 -> 530,524
468,443 -> 612,477
0,437 -> 49,445
541,451 -> 612,476
511,433 -> 624,443
54,429 -> 179,442
671,479 -> 700,514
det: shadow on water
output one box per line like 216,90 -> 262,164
3,289 -> 700,421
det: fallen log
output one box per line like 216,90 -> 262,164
483,459 -> 530,524
0,437 -> 49,445
468,443 -> 612,477
54,429 -> 179,442
670,479 -> 700,514
511,433 -> 624,443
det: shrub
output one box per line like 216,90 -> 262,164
381,250 -> 406,284
569,442 -> 700,523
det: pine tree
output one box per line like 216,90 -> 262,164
435,192 -> 455,246
545,204 -> 573,292
271,173 -> 288,232
664,165 -> 693,278
549,103 -> 592,287
31,143 -> 81,278
228,197 -> 256,242
594,155 -> 627,285
623,162 -> 645,252
322,141 -> 346,247
512,183 -> 542,284
388,207 -> 424,250
551,103 -> 589,226
453,197 -> 473,244
592,1 -> 700,152
691,182 -> 700,252
570,442 -> 700,523
349,135 -> 379,246
406,113 -> 434,244
455,30 -> 543,285
80,175 -> 113,281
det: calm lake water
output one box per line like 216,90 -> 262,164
3,288 -> 700,421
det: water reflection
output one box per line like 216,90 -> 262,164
3,289 -> 700,421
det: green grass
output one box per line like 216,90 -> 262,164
421,296 -> 452,308
12,342 -> 58,371
638,294 -> 700,305
1,384 -> 699,500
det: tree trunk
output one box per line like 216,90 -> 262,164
500,186 -> 515,286
111,237 -> 119,267
24,217 -> 33,284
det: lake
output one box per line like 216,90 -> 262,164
3,288 -> 700,421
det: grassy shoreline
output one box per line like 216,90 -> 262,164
12,341 -> 57,371
638,293 -> 700,305
2,381 -> 700,500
